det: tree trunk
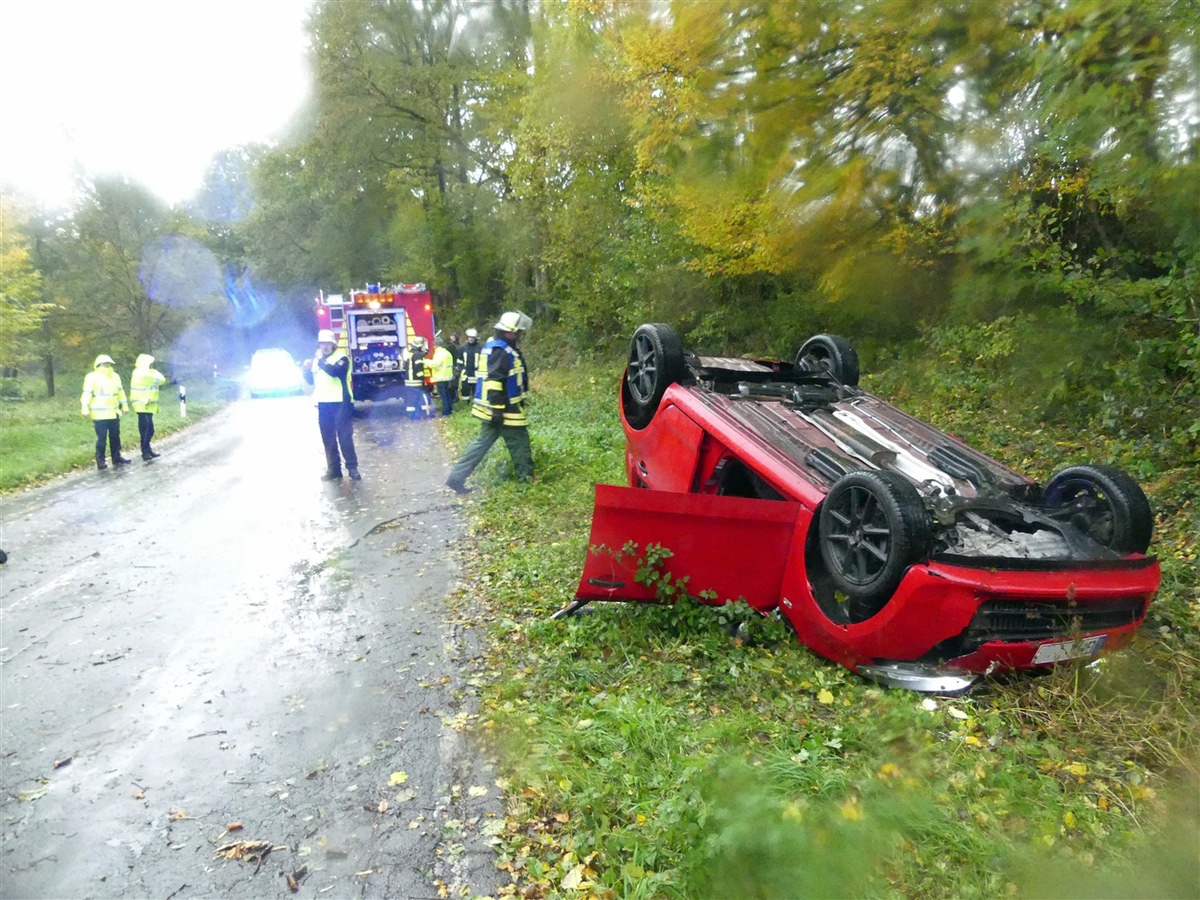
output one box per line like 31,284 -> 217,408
41,319 -> 56,398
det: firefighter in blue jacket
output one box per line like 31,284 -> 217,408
445,312 -> 534,494
304,330 -> 360,481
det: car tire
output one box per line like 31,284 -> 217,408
1041,464 -> 1154,554
795,334 -> 860,387
622,323 -> 687,430
819,470 -> 931,621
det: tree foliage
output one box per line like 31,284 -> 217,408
17,0 -> 1195,448
0,206 -> 53,374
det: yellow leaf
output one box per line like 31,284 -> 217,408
1065,762 -> 1088,777
1064,811 -> 1076,828
468,785 -> 489,798
635,813 -> 647,826
561,863 -> 585,890
388,771 -> 408,786
877,763 -> 901,779
817,689 -> 834,705
840,800 -> 862,821
965,735 -> 981,746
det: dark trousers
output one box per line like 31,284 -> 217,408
137,412 -> 155,456
317,402 -> 358,474
93,418 -> 122,461
435,381 -> 454,416
447,419 -> 534,485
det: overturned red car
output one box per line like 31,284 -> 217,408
571,324 -> 1160,691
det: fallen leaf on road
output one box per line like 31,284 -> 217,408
226,822 -> 244,832
388,771 -> 408,786
215,840 -> 274,861
169,810 -> 190,821
53,757 -> 72,769
378,799 -> 388,814
133,789 -> 146,800
468,785 -> 489,798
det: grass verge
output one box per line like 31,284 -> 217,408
0,376 -> 232,492
443,363 -> 1199,899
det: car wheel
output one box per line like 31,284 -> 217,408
622,323 -> 687,429
795,334 -> 860,387
819,470 -> 931,621
1041,464 -> 1153,554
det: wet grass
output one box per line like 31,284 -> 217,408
0,375 -> 232,492
443,363 -> 1200,899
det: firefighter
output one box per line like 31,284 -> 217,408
304,330 -> 361,481
81,354 -> 131,470
404,336 -> 432,419
429,339 -> 456,417
459,328 -> 481,401
445,312 -> 534,494
129,353 -> 167,460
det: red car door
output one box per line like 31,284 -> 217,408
575,484 -> 803,611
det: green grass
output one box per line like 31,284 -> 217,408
0,375 -> 232,491
443,362 -> 1200,899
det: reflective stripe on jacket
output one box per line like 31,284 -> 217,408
462,342 -> 481,382
312,350 -> 351,403
471,338 -> 528,426
81,367 -> 128,420
130,355 -> 166,413
405,352 -> 427,384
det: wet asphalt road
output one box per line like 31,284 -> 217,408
0,396 -> 504,899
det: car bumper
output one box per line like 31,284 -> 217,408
783,557 -> 1159,683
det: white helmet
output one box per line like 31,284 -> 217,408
411,336 -> 428,350
317,329 -> 336,344
494,311 -> 532,333
94,354 -> 115,367
465,328 -> 478,338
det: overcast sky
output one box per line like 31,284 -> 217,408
0,0 -> 313,210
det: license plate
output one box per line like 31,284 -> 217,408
1032,635 -> 1107,665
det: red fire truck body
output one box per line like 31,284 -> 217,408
315,283 -> 436,402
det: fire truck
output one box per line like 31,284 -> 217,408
315,283 -> 436,403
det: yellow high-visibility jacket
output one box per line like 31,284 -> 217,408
130,354 -> 167,413
429,346 -> 454,383
81,359 -> 129,421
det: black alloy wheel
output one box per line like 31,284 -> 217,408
621,323 -> 687,429
818,470 -> 931,621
